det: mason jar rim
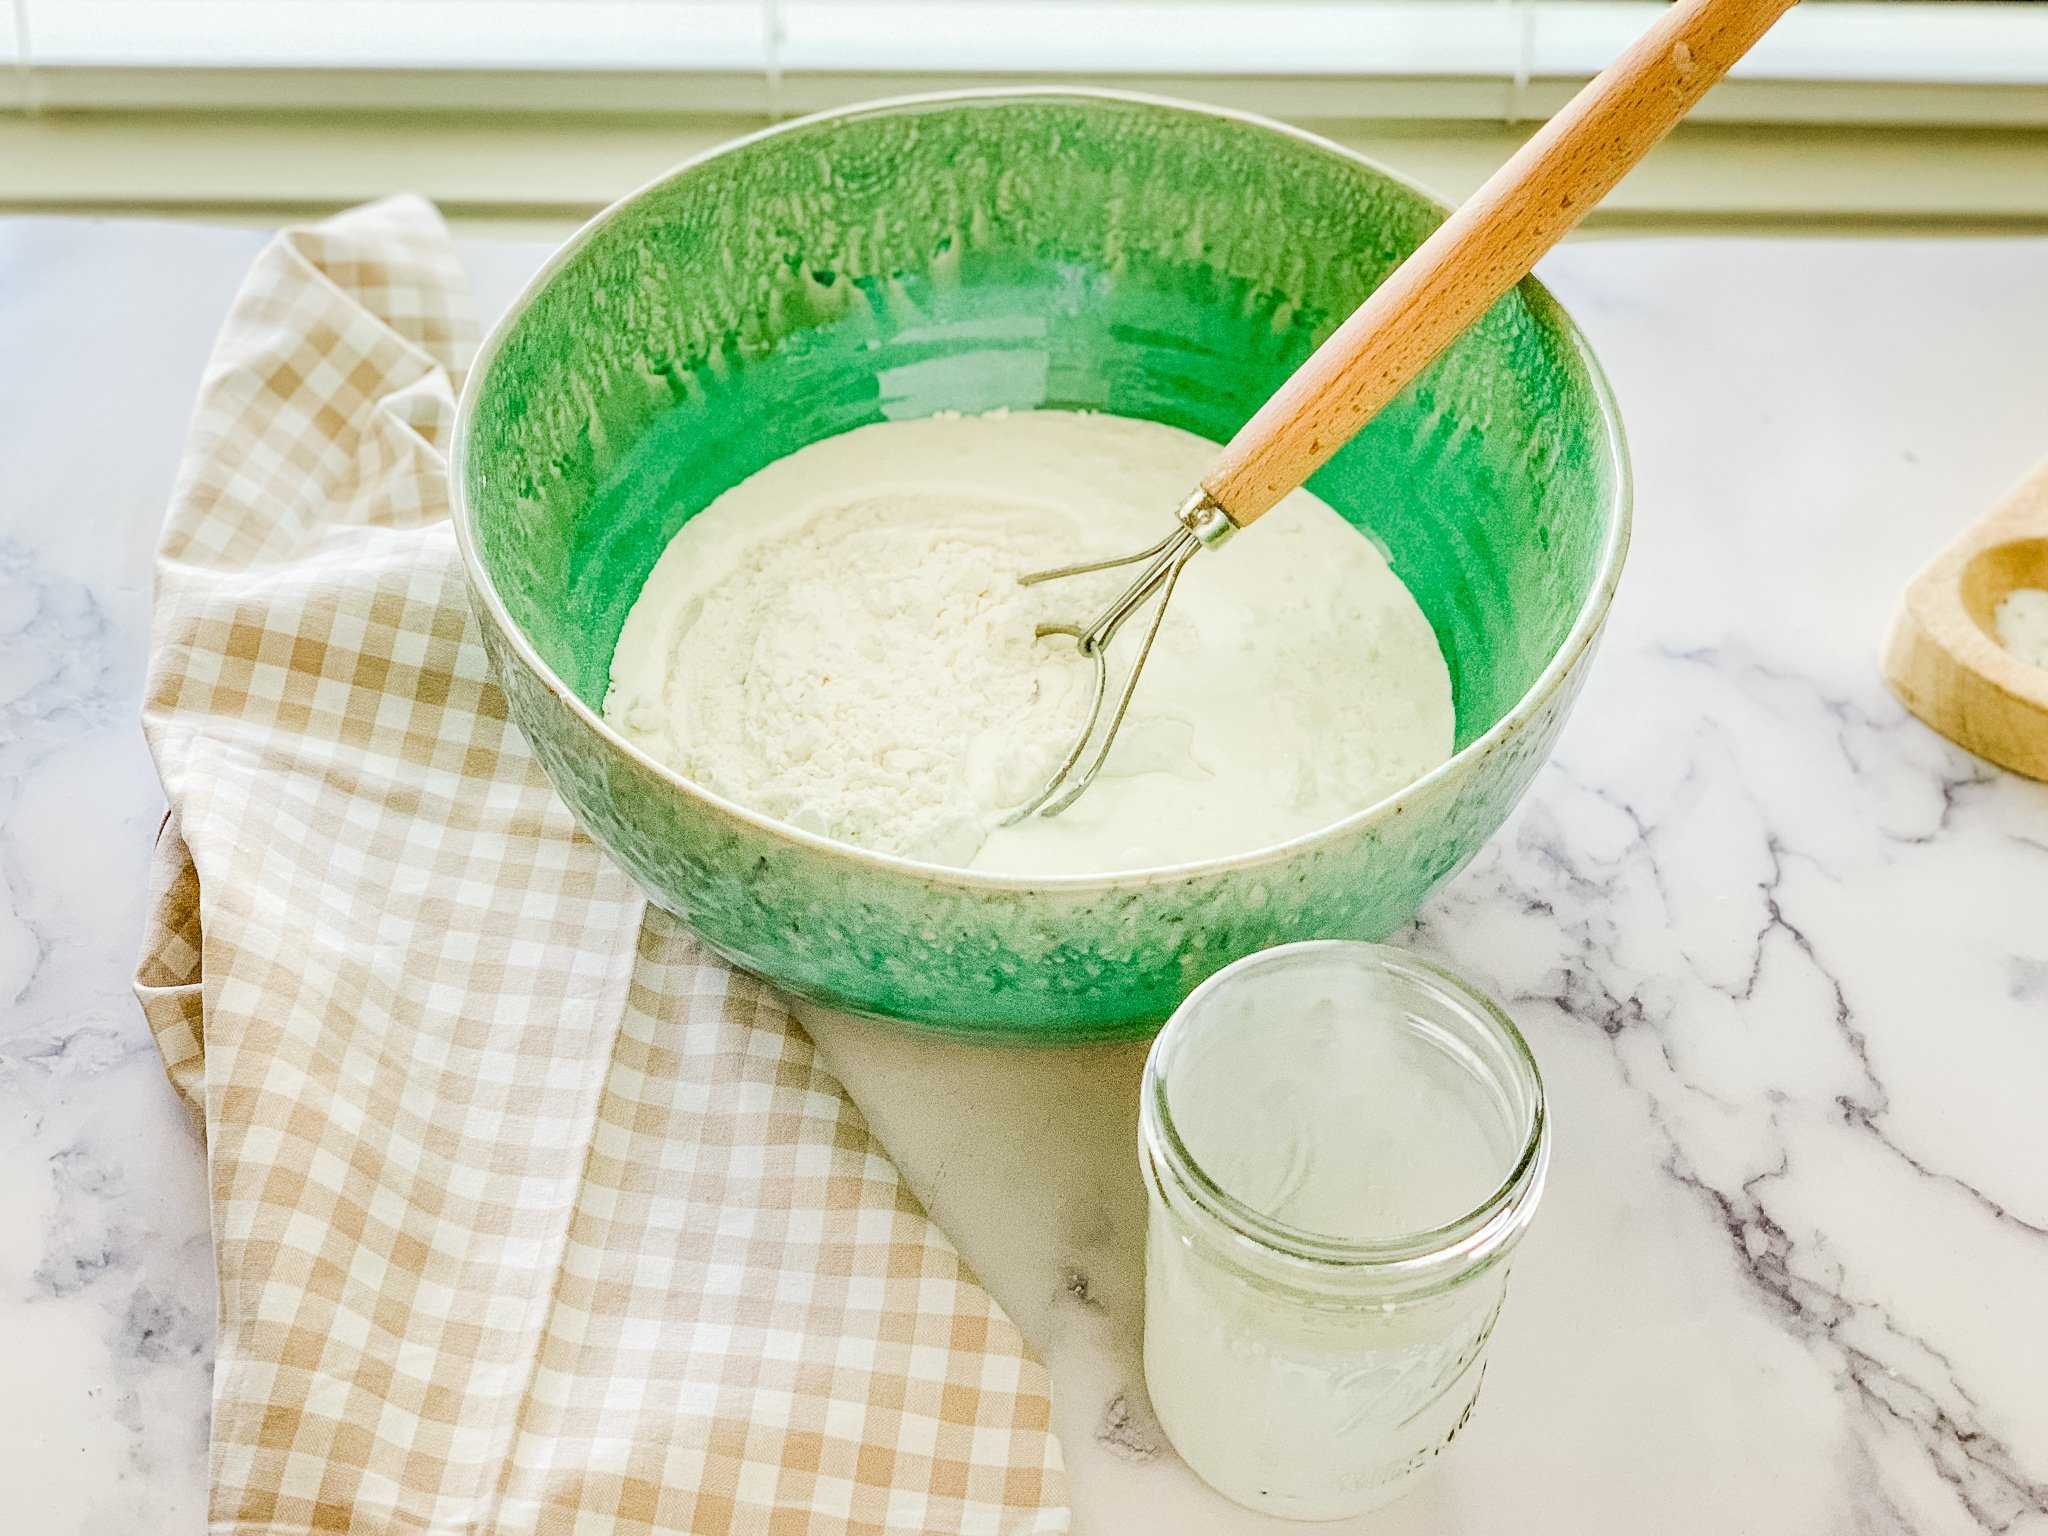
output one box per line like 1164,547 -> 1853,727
1140,941 -> 1549,1288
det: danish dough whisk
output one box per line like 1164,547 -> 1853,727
1005,0 -> 1796,822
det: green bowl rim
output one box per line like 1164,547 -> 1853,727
449,85 -> 1634,895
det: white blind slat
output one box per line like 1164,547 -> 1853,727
11,1 -> 2048,121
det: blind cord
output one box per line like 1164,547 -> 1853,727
8,0 -> 33,118
763,0 -> 785,122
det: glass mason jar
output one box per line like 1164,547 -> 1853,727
1138,941 -> 1549,1520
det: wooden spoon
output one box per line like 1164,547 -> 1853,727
1885,459 -> 2048,780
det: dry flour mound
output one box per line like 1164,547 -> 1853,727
614,487 -> 1091,866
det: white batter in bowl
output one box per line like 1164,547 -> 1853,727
605,410 -> 1455,875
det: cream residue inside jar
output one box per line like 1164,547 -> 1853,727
603,410 -> 1454,875
1138,947 -> 1535,1520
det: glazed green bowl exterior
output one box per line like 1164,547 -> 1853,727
452,90 -> 1629,1039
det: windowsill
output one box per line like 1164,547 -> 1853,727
9,111 -> 2048,238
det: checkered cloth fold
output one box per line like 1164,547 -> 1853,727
133,195 -> 1067,1536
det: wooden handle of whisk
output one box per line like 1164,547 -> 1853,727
1200,0 -> 1797,529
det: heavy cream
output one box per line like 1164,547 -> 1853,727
1139,944 -> 1546,1519
604,411 -> 1454,875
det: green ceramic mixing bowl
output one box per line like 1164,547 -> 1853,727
451,90 -> 1629,1039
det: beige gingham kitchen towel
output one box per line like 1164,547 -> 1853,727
133,195 -> 1067,1535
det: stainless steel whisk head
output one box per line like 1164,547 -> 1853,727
1004,491 -> 1238,822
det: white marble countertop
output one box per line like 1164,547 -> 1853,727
5,215 -> 2047,1534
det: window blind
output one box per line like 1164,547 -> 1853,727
7,1 -> 2048,125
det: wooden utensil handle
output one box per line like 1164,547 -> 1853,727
1203,0 -> 1798,527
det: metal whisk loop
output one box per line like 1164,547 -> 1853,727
1005,491 -> 1235,822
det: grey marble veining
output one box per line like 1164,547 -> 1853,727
0,218 -> 250,1536
810,239 -> 2048,1535
5,218 -> 2047,1533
